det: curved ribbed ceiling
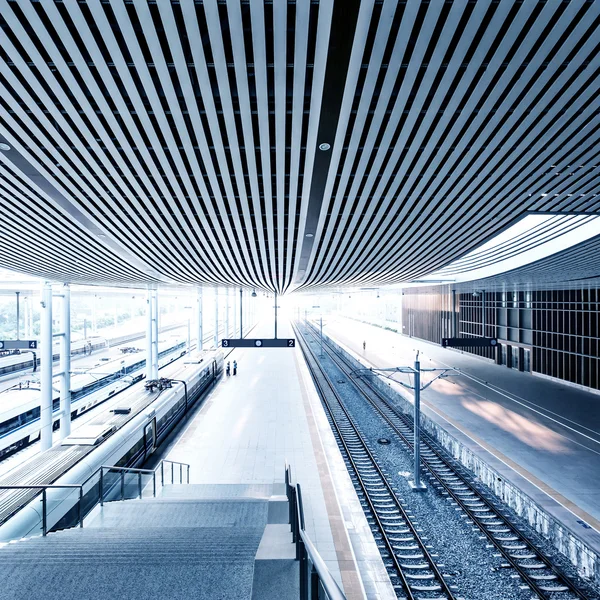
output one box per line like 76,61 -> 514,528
1,0 -> 599,291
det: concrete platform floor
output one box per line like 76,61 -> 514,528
158,319 -> 396,600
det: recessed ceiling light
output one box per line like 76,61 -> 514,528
98,234 -> 106,238
305,233 -> 314,238
318,143 -> 330,151
0,143 -> 10,151
541,193 -> 548,196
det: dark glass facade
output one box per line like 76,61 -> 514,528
402,285 -> 600,392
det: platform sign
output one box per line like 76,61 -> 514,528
0,340 -> 38,350
441,337 -> 498,348
222,339 -> 295,348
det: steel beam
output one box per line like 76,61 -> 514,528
40,282 -> 53,451
59,284 -> 71,439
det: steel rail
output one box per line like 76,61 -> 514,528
294,322 -> 457,600
305,321 -> 593,600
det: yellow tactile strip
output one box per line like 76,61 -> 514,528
293,350 -> 366,600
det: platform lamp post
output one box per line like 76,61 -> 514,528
353,353 -> 459,492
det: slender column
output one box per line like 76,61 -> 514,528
233,287 -> 238,340
239,288 -> 243,338
197,286 -> 203,351
152,289 -> 159,380
15,291 -> 20,340
274,291 -> 278,339
481,290 -> 486,337
214,288 -> 219,348
451,289 -> 457,338
225,288 -> 230,339
146,288 -> 153,380
92,294 -> 97,334
60,284 -> 71,439
40,282 -> 53,451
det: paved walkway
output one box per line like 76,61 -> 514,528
323,316 -> 600,533
159,319 -> 395,599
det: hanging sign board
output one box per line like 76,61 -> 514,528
0,340 -> 38,350
441,337 -> 498,348
222,339 -> 295,348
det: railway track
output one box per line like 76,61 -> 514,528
300,321 -> 595,600
294,322 -> 458,600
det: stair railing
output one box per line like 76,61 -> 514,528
160,459 -> 190,485
285,464 -> 347,600
96,465 -> 156,506
0,484 -> 83,537
0,460 -> 191,539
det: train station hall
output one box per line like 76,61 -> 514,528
0,1 -> 600,599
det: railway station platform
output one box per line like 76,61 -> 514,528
156,320 -> 395,600
320,316 -> 600,560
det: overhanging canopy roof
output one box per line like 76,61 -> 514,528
1,0 -> 599,291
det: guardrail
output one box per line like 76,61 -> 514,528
285,464 -> 347,600
0,459 -> 191,537
161,459 -> 190,485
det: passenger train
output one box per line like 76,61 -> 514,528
0,350 -> 224,541
0,339 -> 187,460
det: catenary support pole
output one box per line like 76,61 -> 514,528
197,286 -> 203,351
320,316 -> 323,357
146,288 -> 153,380
60,284 -> 71,439
40,282 -> 53,451
411,354 -> 426,491
214,288 -> 219,348
151,289 -> 159,380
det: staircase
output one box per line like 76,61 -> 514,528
0,483 -> 298,600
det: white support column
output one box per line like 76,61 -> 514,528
233,286 -> 238,339
92,294 -> 97,334
197,286 -> 203,351
152,289 -> 159,380
60,284 -> 71,439
146,288 -> 153,380
40,282 -> 53,451
225,288 -> 230,339
214,287 -> 219,348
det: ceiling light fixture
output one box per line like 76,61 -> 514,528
305,233 -> 314,238
0,143 -> 10,151
318,143 -> 330,151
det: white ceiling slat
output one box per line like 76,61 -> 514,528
193,0 -> 267,288
283,0 -> 311,291
249,0 -> 278,289
226,0 -> 272,289
290,0 -> 335,280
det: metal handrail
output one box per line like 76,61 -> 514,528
96,465 -> 157,506
0,460 -> 190,539
285,464 -> 347,600
0,484 -> 83,536
160,459 -> 190,485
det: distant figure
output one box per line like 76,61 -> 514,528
233,360 -> 238,376
226,361 -> 231,376
362,341 -> 366,352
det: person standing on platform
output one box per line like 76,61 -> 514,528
233,360 -> 237,376
362,340 -> 366,352
226,361 -> 230,376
